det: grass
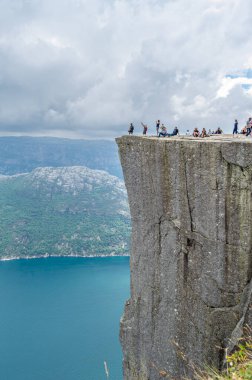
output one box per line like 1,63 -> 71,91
189,328 -> 252,380
154,328 -> 252,379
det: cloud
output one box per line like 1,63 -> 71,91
216,77 -> 252,98
0,0 -> 252,138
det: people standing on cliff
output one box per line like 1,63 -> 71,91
128,123 -> 134,135
233,120 -> 238,135
141,122 -> 148,135
156,120 -> 160,136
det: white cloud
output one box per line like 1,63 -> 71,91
216,77 -> 252,98
0,0 -> 252,138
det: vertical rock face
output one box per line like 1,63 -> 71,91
116,136 -> 252,380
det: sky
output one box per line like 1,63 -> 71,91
0,0 -> 252,139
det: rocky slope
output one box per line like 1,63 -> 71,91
116,135 -> 252,379
0,166 -> 130,259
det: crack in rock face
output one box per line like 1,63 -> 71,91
116,136 -> 252,380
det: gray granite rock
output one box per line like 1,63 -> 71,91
116,135 -> 252,380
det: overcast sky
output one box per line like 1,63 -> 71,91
0,0 -> 252,139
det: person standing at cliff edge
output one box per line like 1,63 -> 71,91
128,123 -> 134,135
246,117 -> 252,136
141,122 -> 148,135
156,120 -> 160,136
233,119 -> 238,135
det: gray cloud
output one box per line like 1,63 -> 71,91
0,0 -> 252,138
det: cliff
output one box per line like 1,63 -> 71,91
116,135 -> 252,379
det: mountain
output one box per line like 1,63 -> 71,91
0,166 -> 130,259
0,136 -> 123,178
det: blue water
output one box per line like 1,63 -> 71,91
0,257 -> 130,380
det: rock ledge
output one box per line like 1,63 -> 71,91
116,135 -> 252,379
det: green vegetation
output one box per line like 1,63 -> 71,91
0,167 -> 130,259
157,331 -> 252,379
191,331 -> 252,380
224,338 -> 252,380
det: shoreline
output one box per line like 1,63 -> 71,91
0,253 -> 129,262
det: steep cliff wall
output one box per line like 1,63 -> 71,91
116,136 -> 252,380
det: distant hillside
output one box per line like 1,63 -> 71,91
0,137 -> 123,178
0,167 -> 130,259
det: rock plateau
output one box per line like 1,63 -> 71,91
116,135 -> 252,379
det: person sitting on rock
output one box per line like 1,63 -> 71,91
141,122 -> 148,135
201,128 -> 208,138
215,127 -> 223,134
241,126 -> 247,134
193,128 -> 200,137
159,124 -> 167,137
171,126 -> 179,136
128,123 -> 134,135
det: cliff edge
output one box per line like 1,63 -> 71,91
116,135 -> 252,379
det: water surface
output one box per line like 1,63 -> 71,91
0,256 -> 130,380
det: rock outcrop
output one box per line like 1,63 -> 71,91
116,135 -> 252,379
